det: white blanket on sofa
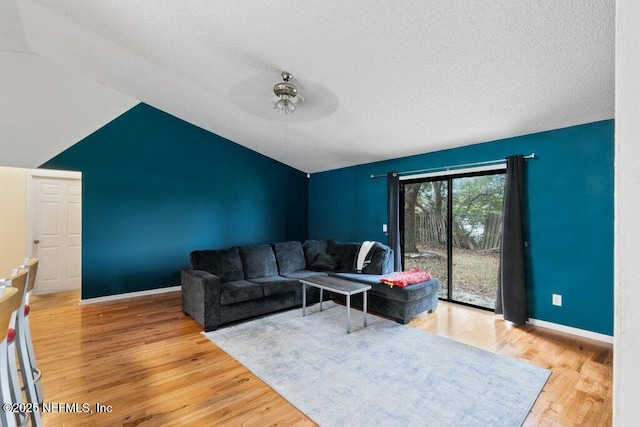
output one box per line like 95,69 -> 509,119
355,240 -> 377,273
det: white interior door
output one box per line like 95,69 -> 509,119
27,170 -> 82,294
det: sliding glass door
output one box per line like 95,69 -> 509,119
403,180 -> 449,298
402,171 -> 505,310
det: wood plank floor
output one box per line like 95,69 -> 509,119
28,291 -> 612,426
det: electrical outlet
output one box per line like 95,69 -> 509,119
552,294 -> 562,307
382,224 -> 388,233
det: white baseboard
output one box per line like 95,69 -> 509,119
527,318 -> 613,344
79,285 -> 180,305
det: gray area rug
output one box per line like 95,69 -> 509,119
204,302 -> 550,427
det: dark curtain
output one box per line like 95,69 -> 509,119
495,155 -> 527,325
387,172 -> 402,272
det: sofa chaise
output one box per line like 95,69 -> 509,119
181,240 -> 440,331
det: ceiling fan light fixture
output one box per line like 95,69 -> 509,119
273,71 -> 302,115
274,98 -> 285,114
285,99 -> 296,114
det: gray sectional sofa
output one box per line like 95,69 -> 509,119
181,240 -> 440,331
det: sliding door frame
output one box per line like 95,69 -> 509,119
400,167 -> 505,311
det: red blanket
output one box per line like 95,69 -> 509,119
380,268 -> 432,288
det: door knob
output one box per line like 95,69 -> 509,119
33,240 -> 40,244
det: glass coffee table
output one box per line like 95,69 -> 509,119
299,275 -> 371,334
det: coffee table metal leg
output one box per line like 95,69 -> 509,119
302,283 -> 307,316
320,288 -> 324,312
346,294 -> 351,334
363,291 -> 368,327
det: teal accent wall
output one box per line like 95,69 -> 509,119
42,103 -> 308,299
309,120 -> 614,335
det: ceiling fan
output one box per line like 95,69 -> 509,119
273,71 -> 304,115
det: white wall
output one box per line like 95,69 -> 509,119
0,51 -> 138,169
0,167 -> 26,277
614,0 -> 640,423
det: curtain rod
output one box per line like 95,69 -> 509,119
370,153 -> 536,179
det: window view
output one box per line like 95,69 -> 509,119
402,172 -> 505,310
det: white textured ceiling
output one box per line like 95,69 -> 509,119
0,0 -> 29,52
7,0 -> 614,173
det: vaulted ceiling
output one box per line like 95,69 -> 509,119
2,0 -> 615,173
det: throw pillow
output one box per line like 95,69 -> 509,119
310,253 -> 338,272
302,240 -> 328,269
328,240 -> 361,273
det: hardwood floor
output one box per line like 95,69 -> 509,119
30,290 -> 81,310
409,304 -> 612,426
28,291 -> 612,426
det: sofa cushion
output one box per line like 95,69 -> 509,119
274,241 -> 306,274
362,243 -> 394,275
302,240 -> 328,269
190,247 -> 244,283
220,280 -> 265,305
310,253 -> 338,272
240,245 -> 278,279
281,270 -> 329,280
250,275 -> 300,297
328,240 -> 361,273
331,273 -> 441,302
